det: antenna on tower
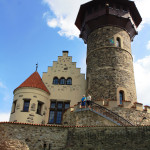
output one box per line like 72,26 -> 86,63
36,63 -> 38,72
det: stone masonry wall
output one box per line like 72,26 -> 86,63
111,107 -> 150,126
62,109 -> 117,126
0,123 -> 68,150
1,123 -> 150,150
86,26 -> 137,105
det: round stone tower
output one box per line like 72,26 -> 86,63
75,0 -> 142,105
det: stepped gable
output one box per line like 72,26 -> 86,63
14,71 -> 50,94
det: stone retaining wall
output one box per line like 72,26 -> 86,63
1,123 -> 150,150
111,107 -> 150,126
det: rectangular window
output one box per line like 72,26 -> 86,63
37,102 -> 43,115
49,101 -> 70,124
12,100 -> 17,113
57,102 -> 63,109
51,102 -> 56,109
65,103 -> 70,109
56,111 -> 62,124
49,111 -> 55,124
23,100 -> 30,112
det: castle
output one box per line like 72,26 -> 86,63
1,0 -> 150,149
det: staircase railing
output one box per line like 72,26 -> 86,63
86,101 -> 133,126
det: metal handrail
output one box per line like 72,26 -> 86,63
89,101 -> 133,126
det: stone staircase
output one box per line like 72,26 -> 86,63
75,101 -> 133,126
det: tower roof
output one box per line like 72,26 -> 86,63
14,72 -> 50,94
75,0 -> 142,42
75,0 -> 142,30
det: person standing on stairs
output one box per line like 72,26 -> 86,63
81,95 -> 86,108
86,94 -> 91,108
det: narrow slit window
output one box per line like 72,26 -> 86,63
37,102 -> 43,115
12,100 -> 17,113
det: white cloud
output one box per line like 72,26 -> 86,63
0,82 -> 6,89
146,41 -> 150,50
134,55 -> 150,106
42,0 -> 89,39
134,0 -> 150,25
47,18 -> 58,28
0,81 -> 12,101
0,113 -> 10,122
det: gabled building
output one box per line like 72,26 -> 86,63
10,51 -> 86,124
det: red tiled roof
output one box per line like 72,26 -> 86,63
1,122 -> 150,127
14,72 -> 50,94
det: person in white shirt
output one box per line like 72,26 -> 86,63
86,94 -> 91,108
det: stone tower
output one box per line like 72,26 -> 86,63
75,0 -> 142,105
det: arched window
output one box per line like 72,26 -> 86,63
66,78 -> 72,85
116,37 -> 121,47
119,91 -> 124,105
60,77 -> 65,85
53,77 -> 59,85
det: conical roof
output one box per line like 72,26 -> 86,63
14,72 -> 50,94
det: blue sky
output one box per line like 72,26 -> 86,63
0,0 -> 150,121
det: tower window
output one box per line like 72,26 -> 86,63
66,78 -> 72,85
119,91 -> 124,105
53,77 -> 59,84
12,100 -> 17,113
60,77 -> 65,85
116,37 -> 121,47
37,101 -> 43,115
23,100 -> 30,112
